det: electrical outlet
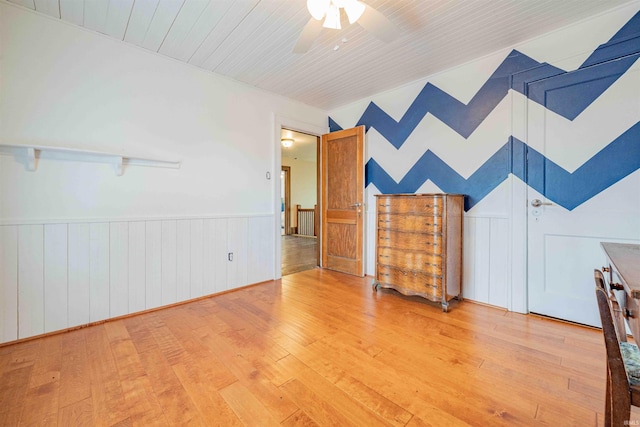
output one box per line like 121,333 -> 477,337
228,252 -> 233,261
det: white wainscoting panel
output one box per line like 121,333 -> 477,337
89,223 -> 110,322
189,219 -> 204,299
0,214 -> 276,344
68,223 -> 90,326
18,225 -> 45,338
488,218 -> 510,307
128,221 -> 146,313
248,216 -> 275,285
161,220 -> 177,305
0,226 -> 18,342
202,219 -> 219,296
463,216 -> 510,307
213,218 -> 229,293
110,222 -> 129,317
44,224 -> 68,333
176,220 -> 191,302
228,217 -> 248,291
145,221 -> 162,310
365,210 -> 377,276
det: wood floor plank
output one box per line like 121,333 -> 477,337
171,364 -> 243,426
58,396 -> 93,426
18,334 -> 62,425
281,235 -> 318,277
0,269 -> 613,426
136,345 -> 206,426
0,365 -> 34,425
0,340 -> 40,376
208,303 -> 292,362
85,325 -> 130,427
18,379 -> 60,425
196,326 -> 299,423
278,353 -> 402,426
58,328 -> 91,409
123,314 -> 160,355
148,323 -> 187,366
278,378 -> 354,426
105,321 -> 147,381
306,331 -> 528,426
219,381 -> 281,426
120,375 -> 170,426
333,373 -> 413,426
281,409 -> 319,427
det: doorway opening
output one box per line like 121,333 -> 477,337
281,128 -> 319,276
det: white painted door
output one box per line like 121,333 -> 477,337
527,60 -> 640,326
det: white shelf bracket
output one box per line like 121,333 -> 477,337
26,147 -> 37,171
115,156 -> 124,176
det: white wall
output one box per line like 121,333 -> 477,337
282,157 -> 317,209
329,2 -> 640,311
0,3 -> 327,343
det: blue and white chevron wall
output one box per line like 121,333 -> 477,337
329,10 -> 640,212
328,5 -> 640,308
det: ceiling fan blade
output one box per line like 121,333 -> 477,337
293,18 -> 324,53
358,4 -> 399,43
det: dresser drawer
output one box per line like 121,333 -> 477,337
378,213 -> 443,234
378,247 -> 443,275
376,265 -> 443,299
377,229 -> 441,254
625,294 -> 640,342
373,193 -> 463,310
377,196 -> 442,215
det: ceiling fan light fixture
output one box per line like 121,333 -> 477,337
344,0 -> 365,24
307,0 -> 329,20
281,138 -> 294,148
323,4 -> 341,29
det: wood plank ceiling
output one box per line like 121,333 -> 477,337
6,0 -> 633,110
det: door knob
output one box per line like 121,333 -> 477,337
350,202 -> 362,208
531,199 -> 553,208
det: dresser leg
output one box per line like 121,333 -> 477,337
372,280 -> 380,292
441,301 -> 449,312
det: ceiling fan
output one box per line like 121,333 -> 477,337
293,0 -> 399,53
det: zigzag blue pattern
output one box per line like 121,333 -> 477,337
366,123 -> 640,211
526,122 -> 640,210
329,11 -> 640,141
329,11 -> 640,211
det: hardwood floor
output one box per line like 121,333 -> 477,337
0,268 -> 635,426
282,235 -> 317,276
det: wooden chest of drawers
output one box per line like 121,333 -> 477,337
373,193 -> 464,311
601,242 -> 640,340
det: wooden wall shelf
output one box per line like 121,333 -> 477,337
0,143 -> 181,176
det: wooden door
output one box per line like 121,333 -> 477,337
526,62 -> 640,326
321,126 -> 365,276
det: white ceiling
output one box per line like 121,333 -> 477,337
7,0 -> 633,110
281,129 -> 317,162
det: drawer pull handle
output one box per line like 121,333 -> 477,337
610,282 -> 624,291
626,308 -> 636,319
